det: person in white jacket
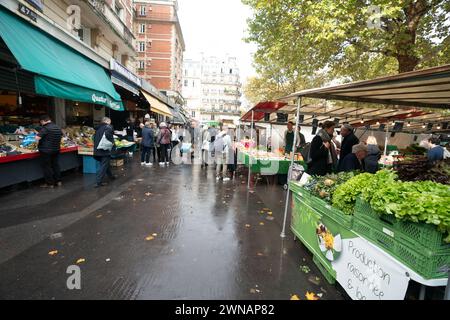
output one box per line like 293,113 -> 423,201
214,126 -> 232,181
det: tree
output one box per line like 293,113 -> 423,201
243,0 -> 450,80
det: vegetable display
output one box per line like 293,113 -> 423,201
395,157 -> 450,185
305,171 -> 357,203
331,169 -> 450,243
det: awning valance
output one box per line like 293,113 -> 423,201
0,7 -> 124,111
141,90 -> 173,118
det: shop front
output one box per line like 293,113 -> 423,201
0,7 -> 124,188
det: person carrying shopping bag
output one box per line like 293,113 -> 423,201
157,122 -> 172,166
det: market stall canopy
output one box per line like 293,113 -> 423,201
170,108 -> 187,125
141,90 -> 173,118
0,7 -> 124,111
241,101 -> 288,122
283,65 -> 450,109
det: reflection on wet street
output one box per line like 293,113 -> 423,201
0,161 -> 344,299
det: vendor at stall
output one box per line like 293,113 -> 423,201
35,115 -> 63,188
283,122 -> 305,154
338,143 -> 368,172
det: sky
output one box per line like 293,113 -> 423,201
177,0 -> 257,84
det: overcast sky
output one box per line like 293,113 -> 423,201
178,0 -> 257,85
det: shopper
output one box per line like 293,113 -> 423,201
157,122 -> 172,166
170,124 -> 179,161
425,137 -> 446,163
35,115 -> 63,188
93,117 -> 116,187
214,126 -> 232,181
141,121 -> 155,166
306,121 -> 337,176
201,125 -> 210,168
208,124 -> 218,160
338,143 -> 368,172
365,136 -> 381,173
337,124 -> 359,170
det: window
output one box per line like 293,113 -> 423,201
139,24 -> 146,34
192,111 -> 195,117
229,69 -> 233,74
148,40 -> 152,48
115,3 -> 124,21
140,6 -> 146,16
192,80 -> 195,87
184,80 -> 188,86
138,61 -> 145,70
138,42 -> 145,52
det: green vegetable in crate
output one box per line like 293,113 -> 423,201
332,173 -> 373,214
369,180 -> 450,243
308,171 -> 357,203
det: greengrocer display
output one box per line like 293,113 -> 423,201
290,167 -> 450,299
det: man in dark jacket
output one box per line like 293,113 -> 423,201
35,115 -> 63,188
140,121 -> 155,166
338,124 -> 359,171
94,117 -> 116,187
339,143 -> 368,172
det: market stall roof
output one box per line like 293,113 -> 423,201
283,64 -> 450,109
273,103 -> 449,132
0,7 -> 124,111
141,90 -> 173,118
240,101 -> 288,122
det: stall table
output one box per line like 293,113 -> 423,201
0,146 -> 80,188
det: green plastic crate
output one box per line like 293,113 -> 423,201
353,219 -> 450,279
355,198 -> 450,252
308,195 -> 353,229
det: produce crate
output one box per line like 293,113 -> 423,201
82,155 -> 99,174
308,195 -> 353,229
78,146 -> 93,156
353,218 -> 450,279
289,182 -> 353,228
355,197 -> 450,252
110,159 -> 124,167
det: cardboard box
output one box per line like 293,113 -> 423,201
111,159 -> 124,167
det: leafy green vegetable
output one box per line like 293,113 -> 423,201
332,169 -> 450,242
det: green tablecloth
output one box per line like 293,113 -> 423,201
238,151 -> 305,175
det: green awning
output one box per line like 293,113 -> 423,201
0,7 -> 124,111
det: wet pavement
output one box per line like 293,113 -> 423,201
0,158 -> 345,300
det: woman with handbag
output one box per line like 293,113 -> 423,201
157,122 -> 172,166
93,117 -> 116,187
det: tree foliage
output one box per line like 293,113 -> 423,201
243,0 -> 450,94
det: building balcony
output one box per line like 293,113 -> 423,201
86,0 -> 134,48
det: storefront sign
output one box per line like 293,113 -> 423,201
110,59 -> 141,87
18,4 -> 37,22
91,94 -> 122,111
25,0 -> 43,12
332,238 -> 410,300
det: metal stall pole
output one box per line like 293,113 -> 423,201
384,122 -> 389,157
247,110 -> 254,189
281,97 -> 302,238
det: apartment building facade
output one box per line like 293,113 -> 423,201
0,0 -> 144,127
182,55 -> 242,124
134,0 -> 185,105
